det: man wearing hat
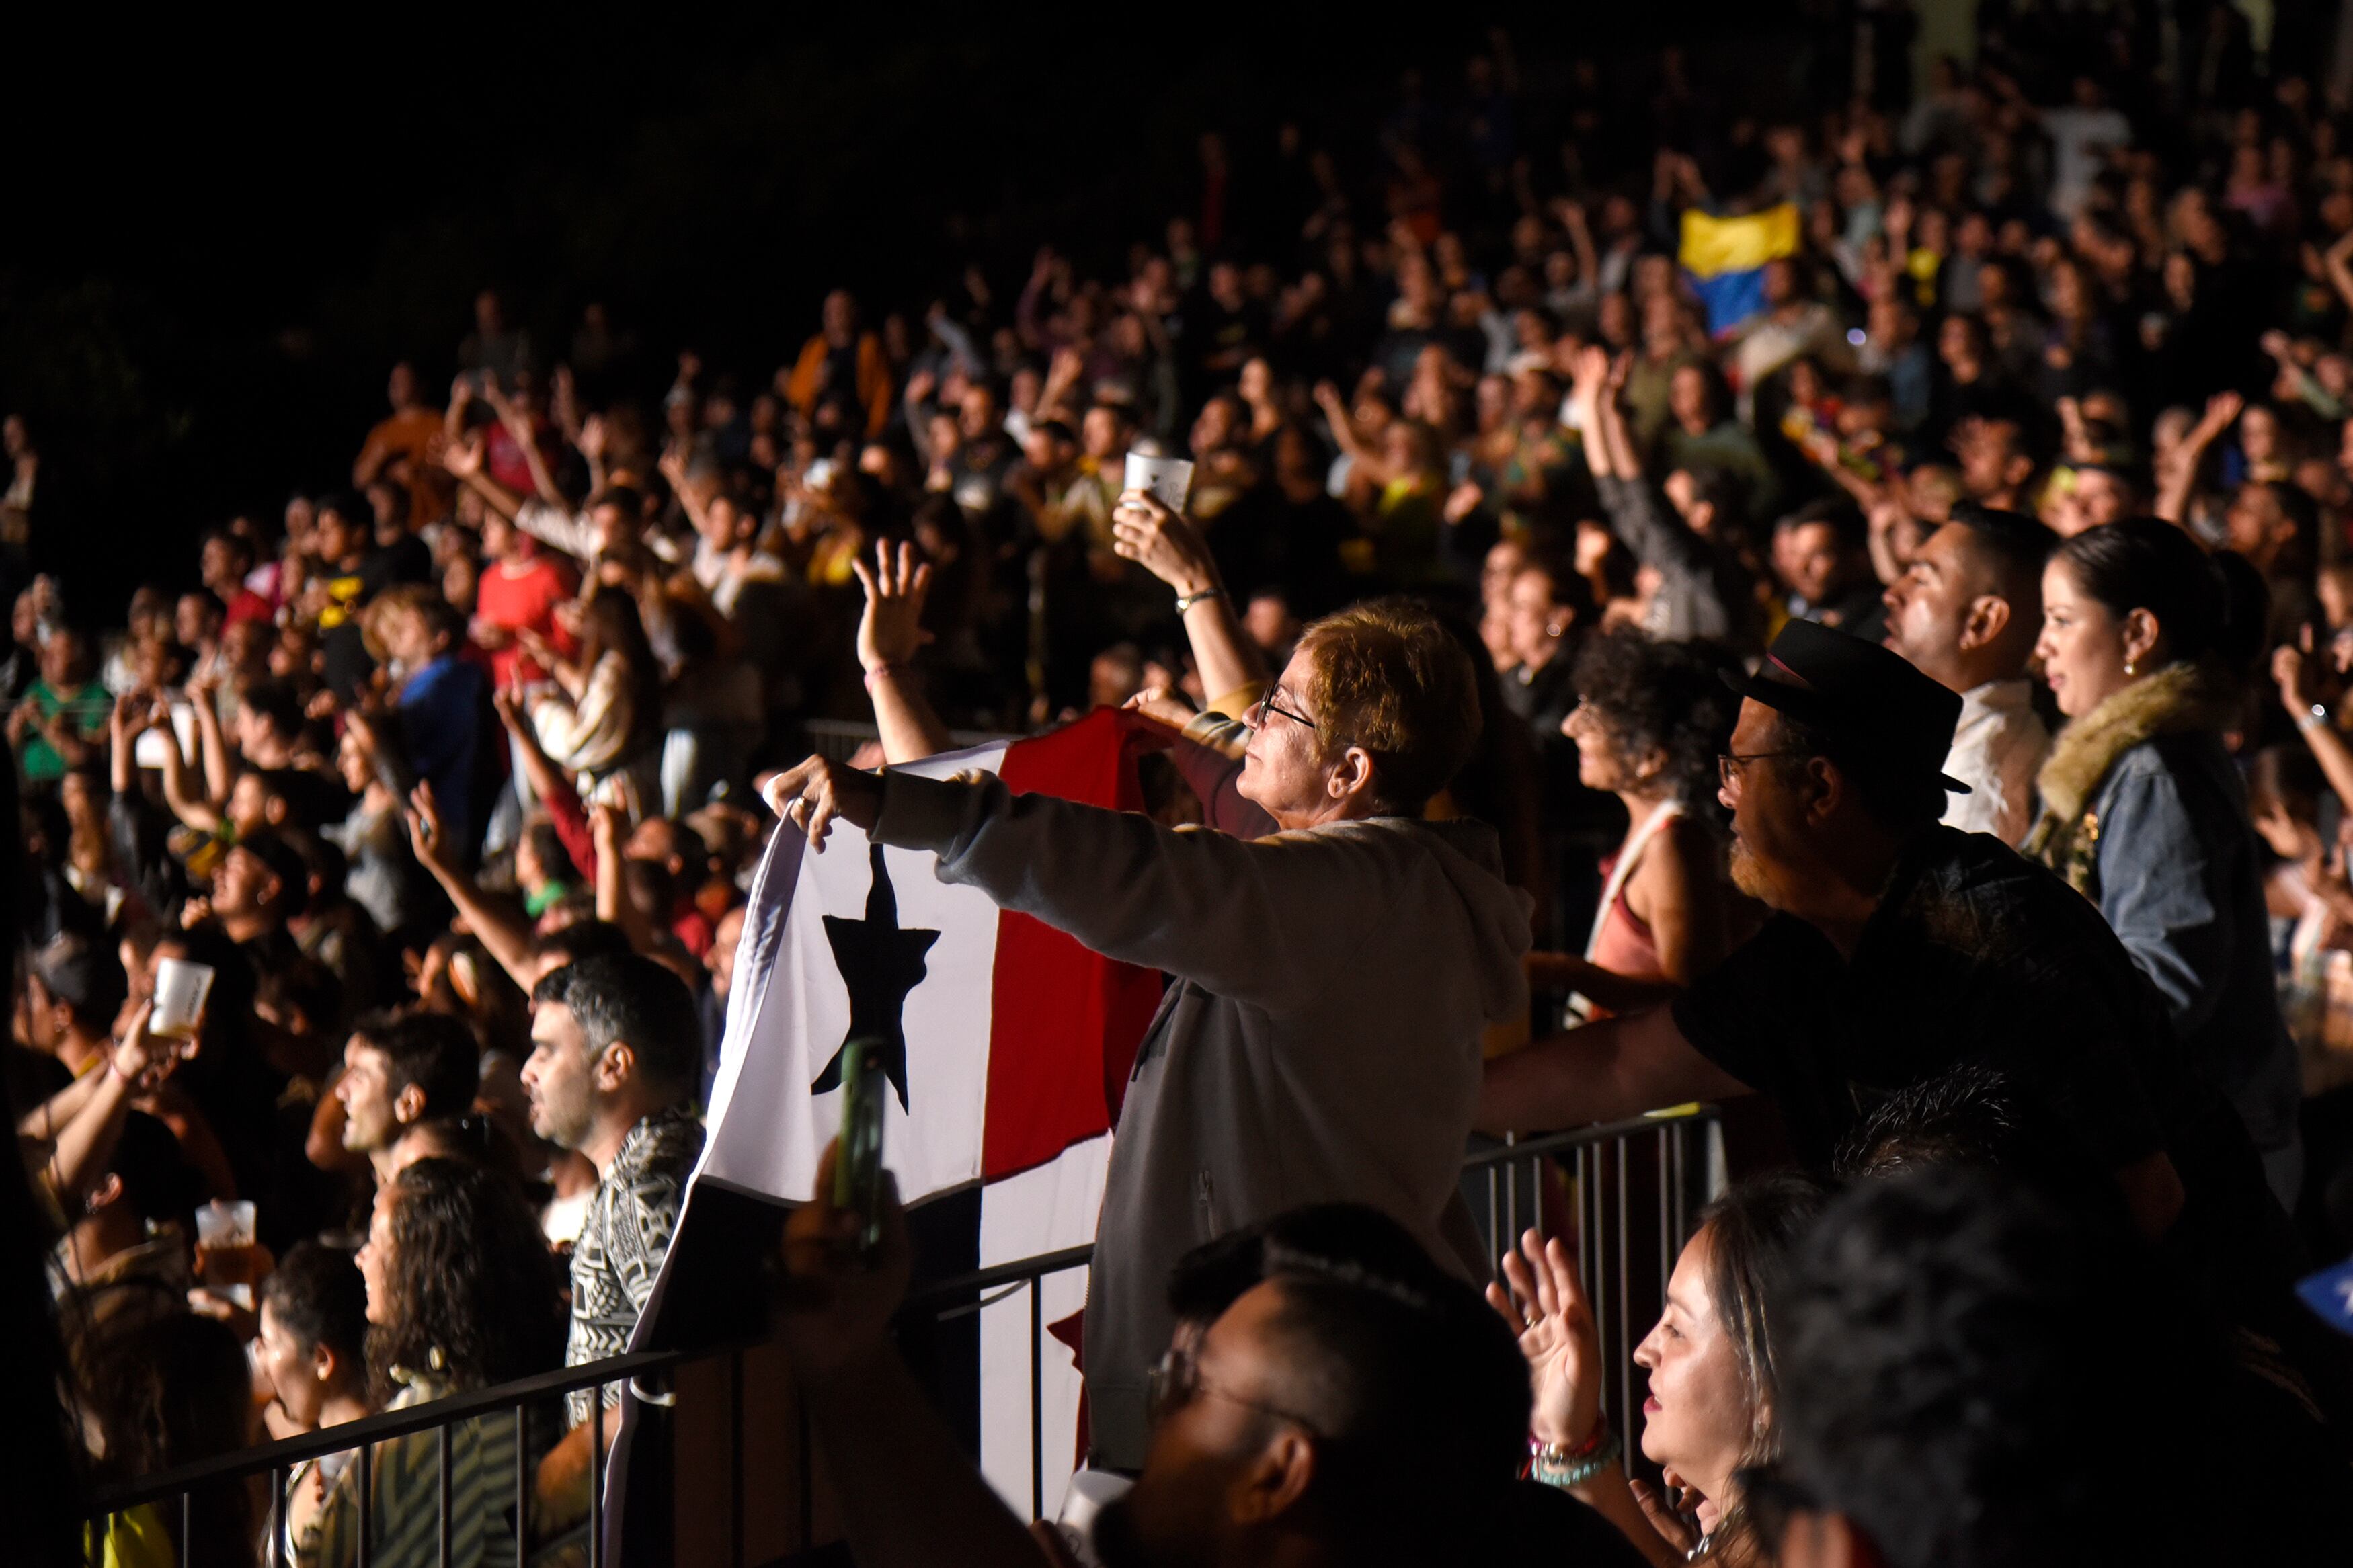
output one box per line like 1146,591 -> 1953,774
196,829 -> 310,968
1480,619 -> 2300,1276
1879,503 -> 2055,844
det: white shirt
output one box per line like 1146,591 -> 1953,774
1941,678 -> 2050,847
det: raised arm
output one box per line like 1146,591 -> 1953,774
439,434 -> 526,524
151,701 -> 224,835
1109,490 -> 1268,707
33,1003 -> 171,1210
108,690 -> 145,797
764,759 -> 1478,1009
2276,644 -> 2353,808
492,688 -> 598,880
404,780 -> 540,992
1313,380 -> 1394,486
852,540 -> 955,764
2153,391 -> 2242,527
591,801 -> 660,954
483,375 -> 569,510
187,677 -> 233,804
1476,1007 -> 1753,1134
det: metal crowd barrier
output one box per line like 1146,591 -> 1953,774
802,717 -> 1015,761
79,1106 -> 1719,1564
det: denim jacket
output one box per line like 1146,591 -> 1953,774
2026,663 -> 2301,1155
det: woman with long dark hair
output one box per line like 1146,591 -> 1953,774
300,1157 -> 564,1568
524,587 -> 661,791
1491,1172 -> 1827,1566
2025,518 -> 2303,1204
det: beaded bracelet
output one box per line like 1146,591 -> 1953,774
1528,1419 -> 1612,1466
1530,1430 -> 1622,1489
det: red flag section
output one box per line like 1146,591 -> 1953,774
980,708 -> 1168,1181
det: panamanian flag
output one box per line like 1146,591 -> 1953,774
634,708 -> 1164,1515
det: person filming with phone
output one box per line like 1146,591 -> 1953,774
764,597 -> 1531,1469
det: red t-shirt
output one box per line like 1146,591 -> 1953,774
223,588 -> 274,628
474,556 -> 576,688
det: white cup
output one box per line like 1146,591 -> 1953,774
1055,1469 -> 1134,1568
1122,452 -> 1195,513
151,958 -> 215,1042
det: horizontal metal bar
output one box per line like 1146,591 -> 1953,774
1459,1106 -> 1716,1173
89,1350 -> 686,1514
87,1104 -> 1720,1521
906,1244 -> 1098,1309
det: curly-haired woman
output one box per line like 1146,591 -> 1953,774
301,1158 -> 565,1568
1527,630 -> 1750,1017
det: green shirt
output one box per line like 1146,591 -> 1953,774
17,679 -> 110,783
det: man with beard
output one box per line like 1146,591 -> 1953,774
521,954 -> 705,1531
1478,620 -> 2298,1293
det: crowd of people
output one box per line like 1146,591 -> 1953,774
14,7 -> 2353,1565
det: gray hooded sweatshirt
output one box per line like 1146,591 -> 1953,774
869,766 -> 1531,1469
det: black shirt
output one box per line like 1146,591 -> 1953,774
1671,828 -> 2283,1260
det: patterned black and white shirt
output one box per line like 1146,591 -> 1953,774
564,1104 -> 705,1426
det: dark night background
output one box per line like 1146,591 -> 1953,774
0,5 -> 1825,620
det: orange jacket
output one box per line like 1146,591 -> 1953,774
785,332 -> 893,439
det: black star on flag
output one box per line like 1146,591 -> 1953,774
812,841 -> 941,1110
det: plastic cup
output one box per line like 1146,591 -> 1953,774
1055,1469 -> 1133,1567
151,958 -> 215,1042
1121,452 -> 1195,513
194,1199 -> 260,1309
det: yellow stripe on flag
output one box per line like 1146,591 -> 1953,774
1678,204 -> 1801,280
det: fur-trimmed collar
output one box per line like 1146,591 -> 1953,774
2032,660 -> 2237,826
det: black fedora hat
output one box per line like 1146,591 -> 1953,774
1722,618 -> 1970,795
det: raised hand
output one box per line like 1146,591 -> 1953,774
440,436 -> 485,481
1486,1228 -> 1604,1450
851,540 -> 936,674
2194,390 -> 2245,443
590,799 -> 625,858
1110,491 -> 1219,598
403,780 -> 454,876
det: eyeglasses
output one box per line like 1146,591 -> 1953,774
1249,686 -> 1318,733
1144,1341 -> 1320,1434
1716,750 -> 1807,796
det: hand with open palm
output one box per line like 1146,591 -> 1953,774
1487,1227 -> 1603,1449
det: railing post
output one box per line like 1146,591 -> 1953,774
590,1385 -> 606,1568
1030,1276 -> 1045,1522
1616,1133 -> 1632,1438
438,1422 -> 452,1568
730,1349 -> 746,1568
358,1436 -> 372,1567
514,1403 -> 529,1563
180,1491 -> 190,1568
272,1464 -> 288,1568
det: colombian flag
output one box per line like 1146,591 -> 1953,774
1681,203 -> 1802,337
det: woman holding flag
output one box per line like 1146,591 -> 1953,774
764,574 -> 1531,1470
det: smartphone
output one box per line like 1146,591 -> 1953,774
831,1037 -> 888,1260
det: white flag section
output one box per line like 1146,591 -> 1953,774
641,718 -> 1162,1517
698,739 -> 1012,1205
